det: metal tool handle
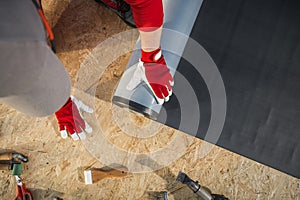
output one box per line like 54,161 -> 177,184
212,194 -> 229,200
0,152 -> 28,162
0,152 -> 12,160
0,160 -> 20,170
12,153 -> 28,163
176,172 -> 214,200
195,186 -> 213,200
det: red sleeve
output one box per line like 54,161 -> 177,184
125,0 -> 164,31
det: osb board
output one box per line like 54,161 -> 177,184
0,0 -> 299,199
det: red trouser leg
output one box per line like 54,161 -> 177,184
125,0 -> 163,31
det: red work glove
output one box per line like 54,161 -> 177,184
55,96 -> 93,140
127,48 -> 174,104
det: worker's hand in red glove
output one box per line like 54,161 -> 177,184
55,96 -> 93,141
126,48 -> 174,105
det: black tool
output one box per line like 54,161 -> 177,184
0,152 -> 28,171
176,172 -> 228,200
12,153 -> 28,163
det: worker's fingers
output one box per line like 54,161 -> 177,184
164,95 -> 170,102
74,123 -> 83,134
78,132 -> 86,140
169,79 -> 174,87
60,129 -> 68,139
84,121 -> 93,133
65,123 -> 75,135
164,85 -> 173,102
70,133 -> 79,141
75,116 -> 86,130
71,96 -> 94,113
168,88 -> 173,97
58,125 -> 65,131
165,72 -> 173,91
65,123 -> 80,141
161,85 -> 169,100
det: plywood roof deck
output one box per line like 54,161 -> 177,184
0,0 -> 299,199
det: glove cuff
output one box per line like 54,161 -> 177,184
141,48 -> 162,63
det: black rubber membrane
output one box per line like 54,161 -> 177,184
158,0 -> 300,178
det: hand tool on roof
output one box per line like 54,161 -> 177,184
0,152 -> 28,171
0,152 -> 28,162
163,191 -> 168,200
14,175 -> 33,200
84,166 -> 128,184
157,191 -> 168,200
147,191 -> 169,200
144,191 -> 169,200
176,172 -> 228,200
12,164 -> 23,176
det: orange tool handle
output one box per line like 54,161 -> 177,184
0,163 -> 10,170
0,152 -> 12,160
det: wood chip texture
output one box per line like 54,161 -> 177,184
0,0 -> 299,199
